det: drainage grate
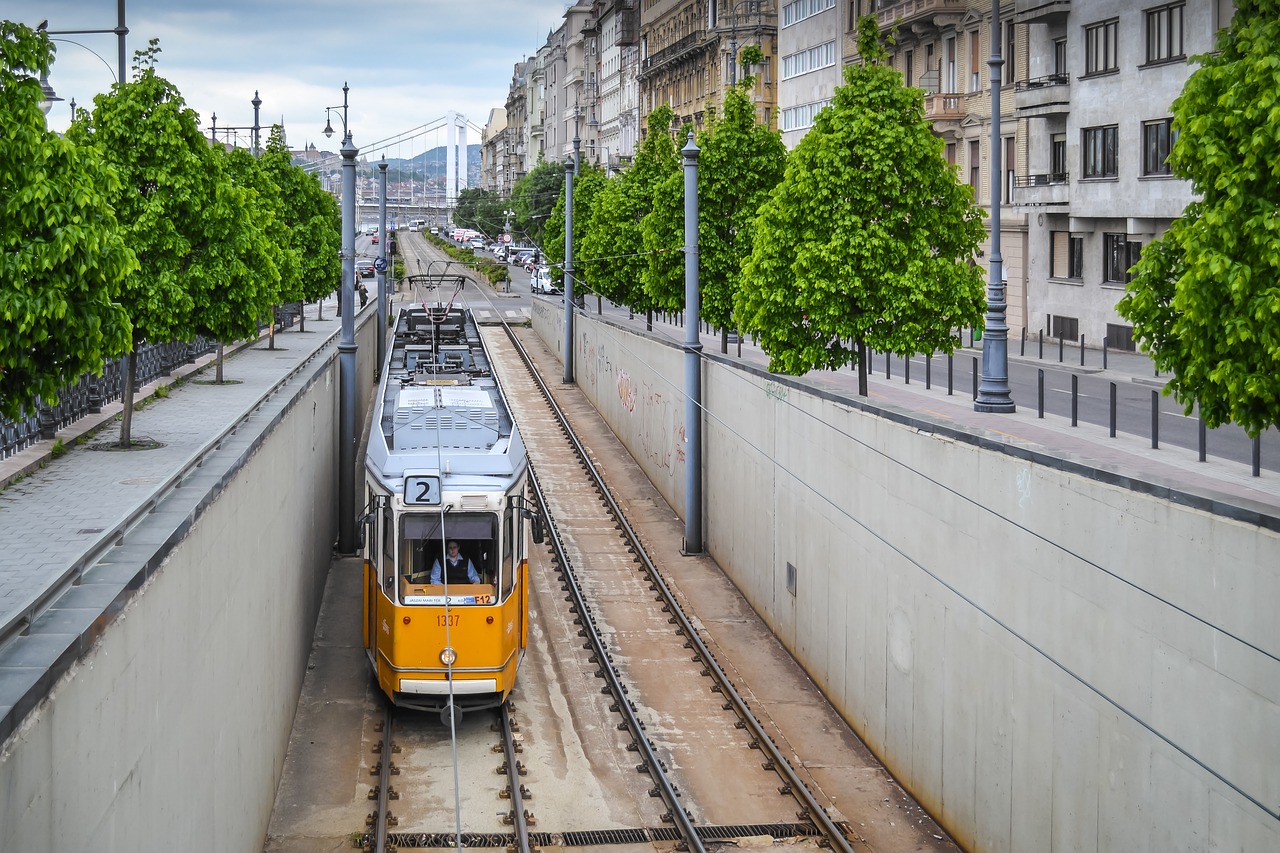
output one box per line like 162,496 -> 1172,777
387,822 -> 820,848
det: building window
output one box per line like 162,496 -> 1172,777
782,0 -> 835,27
1051,133 -> 1067,180
1054,38 -> 1067,75
1146,3 -> 1185,64
1049,315 -> 1080,340
1004,21 -> 1016,82
1142,117 -> 1176,175
1085,19 -> 1118,75
781,40 -> 836,80
1052,232 -> 1084,279
969,30 -> 981,92
1082,125 -> 1118,178
1106,323 -> 1137,351
945,142 -> 957,166
1104,233 -> 1142,283
969,140 -> 981,193
781,99 -> 830,131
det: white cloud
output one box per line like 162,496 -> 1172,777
15,0 -> 570,153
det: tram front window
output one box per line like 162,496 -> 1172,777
399,513 -> 498,603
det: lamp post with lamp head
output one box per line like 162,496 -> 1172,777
323,82 -> 360,553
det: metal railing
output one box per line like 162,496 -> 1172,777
1,338 -> 216,460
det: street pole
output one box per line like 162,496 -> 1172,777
336,103 -> 360,553
562,156 -> 575,384
251,90 -> 261,156
682,133 -> 703,554
975,0 -> 1015,413
378,160 -> 389,377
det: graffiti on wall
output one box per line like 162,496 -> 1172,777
617,369 -> 637,413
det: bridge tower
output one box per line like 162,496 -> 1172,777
445,110 -> 469,217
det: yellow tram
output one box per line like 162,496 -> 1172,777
362,303 -> 539,721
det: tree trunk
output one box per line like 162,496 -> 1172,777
118,348 -> 138,448
721,328 -> 728,354
316,297 -> 324,322
268,305 -> 277,350
298,301 -> 306,333
216,343 -> 225,384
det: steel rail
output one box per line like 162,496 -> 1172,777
503,326 -> 854,853
499,704 -> 533,852
372,704 -> 396,853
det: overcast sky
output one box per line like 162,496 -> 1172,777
10,0 -> 572,159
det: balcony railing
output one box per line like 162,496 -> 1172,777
641,32 -> 703,75
923,93 -> 964,122
1012,172 -> 1070,206
1015,73 -> 1070,117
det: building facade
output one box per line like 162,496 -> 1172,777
777,0 -> 844,149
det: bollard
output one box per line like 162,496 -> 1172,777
886,351 -> 891,380
1103,338 -> 1109,370
1080,334 -> 1086,366
947,355 -> 954,395
1058,333 -> 1065,362
1253,436 -> 1261,477
1151,390 -> 1159,448
1020,327 -> 1027,357
1039,329 -> 1044,360
1071,374 -> 1079,426
1198,417 -> 1206,462
1038,369 -> 1045,418
1109,383 -> 1117,437
905,353 -> 911,385
972,356 -> 979,400
926,354 -> 932,389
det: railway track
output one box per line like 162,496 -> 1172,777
488,322 -> 858,852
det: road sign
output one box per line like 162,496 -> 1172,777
502,233 -> 512,243
374,257 -> 388,272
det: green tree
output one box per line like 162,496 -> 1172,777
260,125 -> 341,328
453,187 -> 506,237
511,160 -> 563,245
581,104 -> 679,315
67,41 -> 268,444
0,22 -> 134,419
1117,0 -> 1280,436
736,18 -> 986,394
642,84 -> 786,343
544,164 -> 607,297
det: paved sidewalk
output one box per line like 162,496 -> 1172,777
0,300 -> 351,634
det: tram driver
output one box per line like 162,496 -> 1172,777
430,539 -> 481,585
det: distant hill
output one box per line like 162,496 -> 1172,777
377,143 -> 481,184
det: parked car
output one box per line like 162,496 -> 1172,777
355,258 -> 376,278
530,267 -> 558,295
469,238 -> 486,249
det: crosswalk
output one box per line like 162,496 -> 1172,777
470,307 -> 532,324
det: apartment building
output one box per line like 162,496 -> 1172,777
593,0 -> 643,172
777,0 -> 845,148
637,1 -> 778,134
1015,0 -> 1233,348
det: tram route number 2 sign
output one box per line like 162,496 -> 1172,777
404,473 -> 441,505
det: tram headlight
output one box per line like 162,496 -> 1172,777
440,647 -> 457,666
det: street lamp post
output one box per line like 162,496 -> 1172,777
39,0 -> 128,86
378,160 -> 389,377
323,82 -> 360,553
208,92 -> 264,153
974,0 -> 1015,413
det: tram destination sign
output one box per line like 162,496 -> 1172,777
403,473 -> 441,505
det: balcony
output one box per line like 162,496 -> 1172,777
1014,0 -> 1070,25
1015,73 -> 1070,118
923,93 -> 965,133
617,6 -> 639,45
875,0 -> 966,36
640,32 -> 704,78
1012,172 -> 1070,207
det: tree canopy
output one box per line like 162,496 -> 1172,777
544,163 -> 607,294
260,125 -> 341,309
735,17 -> 986,386
511,160 -> 563,246
642,84 -> 786,330
0,22 -> 135,419
453,187 -> 507,237
1117,0 -> 1280,436
579,104 -> 679,315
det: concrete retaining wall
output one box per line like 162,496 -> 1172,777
0,315 -> 379,852
533,302 -> 1280,852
